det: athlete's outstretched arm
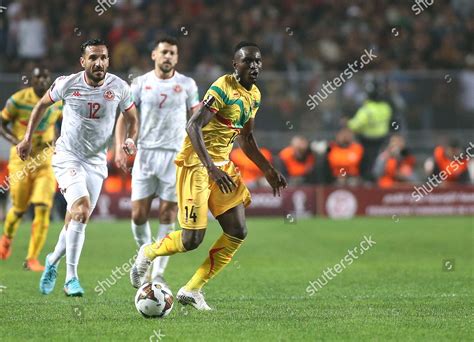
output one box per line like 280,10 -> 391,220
16,91 -> 54,160
238,118 -> 287,196
0,118 -> 19,145
186,106 -> 236,194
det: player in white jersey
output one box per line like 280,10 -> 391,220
115,36 -> 200,284
16,39 -> 139,297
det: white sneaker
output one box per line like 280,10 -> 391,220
130,244 -> 152,288
177,287 -> 212,311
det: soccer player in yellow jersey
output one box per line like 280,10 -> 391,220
0,67 -> 62,271
131,41 -> 287,310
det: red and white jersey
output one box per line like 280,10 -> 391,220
49,71 -> 134,165
132,70 -> 199,151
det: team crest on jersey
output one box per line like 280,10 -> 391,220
103,90 -> 115,101
232,91 -> 240,99
174,85 -> 182,93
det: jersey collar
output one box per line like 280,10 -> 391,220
82,71 -> 108,89
232,74 -> 255,94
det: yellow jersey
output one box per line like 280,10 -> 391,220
1,87 -> 62,165
348,100 -> 392,139
176,74 -> 261,167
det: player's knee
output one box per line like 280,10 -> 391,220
71,209 -> 89,223
159,208 -> 177,224
131,207 -> 147,225
159,202 -> 177,224
12,210 -> 25,218
70,201 -> 91,223
229,225 -> 247,240
182,229 -> 205,251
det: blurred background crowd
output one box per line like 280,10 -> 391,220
1,0 -> 473,72
0,0 -> 473,219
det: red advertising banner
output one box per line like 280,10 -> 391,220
92,185 -> 474,219
92,186 -> 317,219
317,185 -> 474,219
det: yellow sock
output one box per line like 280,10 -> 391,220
185,233 -> 243,291
27,206 -> 51,260
144,230 -> 186,259
3,208 -> 23,239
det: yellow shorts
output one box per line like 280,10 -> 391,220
176,161 -> 251,229
8,162 -> 56,212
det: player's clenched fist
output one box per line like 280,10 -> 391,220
115,138 -> 136,173
122,138 -> 137,156
16,139 -> 32,161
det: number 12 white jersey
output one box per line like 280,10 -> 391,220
49,71 -> 134,165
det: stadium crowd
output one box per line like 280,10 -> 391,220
1,0 -> 473,73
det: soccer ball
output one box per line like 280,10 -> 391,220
134,282 -> 174,318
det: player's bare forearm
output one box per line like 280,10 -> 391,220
237,131 -> 272,173
186,106 -> 215,169
24,92 -> 53,142
239,118 -> 287,196
114,113 -> 127,149
122,107 -> 139,143
238,118 -> 273,172
0,119 -> 19,145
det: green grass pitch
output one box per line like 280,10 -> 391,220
0,216 -> 472,341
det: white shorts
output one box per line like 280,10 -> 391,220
52,154 -> 107,212
131,148 -> 177,202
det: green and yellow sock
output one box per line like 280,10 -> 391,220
185,233 -> 243,291
144,230 -> 186,259
3,208 -> 23,239
27,206 -> 51,260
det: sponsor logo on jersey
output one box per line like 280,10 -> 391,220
232,91 -> 240,98
103,90 -> 115,101
145,85 -> 152,90
174,85 -> 182,93
72,91 -> 81,97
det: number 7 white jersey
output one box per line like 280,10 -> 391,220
132,70 -> 200,151
49,71 -> 134,165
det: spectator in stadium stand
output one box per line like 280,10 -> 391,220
324,127 -> 364,186
373,134 -> 417,188
424,139 -> 470,185
345,81 -> 392,182
0,160 -> 8,220
230,147 -> 273,189
278,136 -> 315,186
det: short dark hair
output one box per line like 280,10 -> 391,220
234,41 -> 260,53
80,39 -> 107,55
154,35 -> 179,49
